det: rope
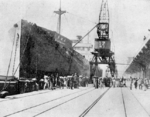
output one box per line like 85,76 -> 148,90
68,23 -> 99,74
1,28 -> 31,92
12,33 -> 19,75
63,14 -> 73,31
73,23 -> 98,48
12,34 -> 31,77
0,28 -> 17,92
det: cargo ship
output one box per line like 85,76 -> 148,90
0,19 -> 91,97
20,20 -> 90,77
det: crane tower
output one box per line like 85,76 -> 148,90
90,0 -> 116,79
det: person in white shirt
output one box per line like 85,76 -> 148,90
44,75 -> 49,89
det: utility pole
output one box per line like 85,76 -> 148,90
54,0 -> 66,35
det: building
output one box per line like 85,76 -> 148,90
72,36 -> 93,61
125,39 -> 150,79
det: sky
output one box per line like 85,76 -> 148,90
0,0 -> 150,76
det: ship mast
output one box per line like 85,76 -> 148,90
54,0 -> 66,35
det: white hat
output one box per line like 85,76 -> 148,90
44,75 -> 47,78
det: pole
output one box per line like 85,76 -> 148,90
59,10 -> 61,34
54,0 -> 66,35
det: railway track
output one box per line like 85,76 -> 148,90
130,91 -> 150,116
3,87 -> 149,117
0,87 -> 91,103
4,88 -> 95,117
121,88 -> 128,117
79,88 -> 110,117
33,88 -> 96,117
33,88 -> 110,117
3,87 -> 111,117
121,88 -> 150,117
79,87 -> 150,117
2,87 -> 110,117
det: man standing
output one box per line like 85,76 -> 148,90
138,78 -> 143,90
93,76 -> 96,87
56,73 -> 59,88
134,79 -> 138,89
143,78 -> 148,91
130,77 -> 133,90
49,75 -> 53,90
44,75 -> 49,89
70,74 -> 74,90
112,77 -> 116,88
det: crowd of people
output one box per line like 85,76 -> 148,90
92,76 -> 127,88
129,77 -> 150,91
92,76 -> 150,91
11,73 -> 89,94
21,73 -> 150,93
39,73 -> 89,90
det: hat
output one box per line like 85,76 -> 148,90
32,78 -> 37,81
44,75 -> 47,78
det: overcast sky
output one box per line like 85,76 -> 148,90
0,0 -> 150,76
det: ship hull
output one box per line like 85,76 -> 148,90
20,20 -> 90,79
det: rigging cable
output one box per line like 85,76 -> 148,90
12,33 -> 19,75
12,32 -> 31,77
73,23 -> 98,48
3,28 -> 32,92
0,25 -> 18,92
68,23 -> 99,74
63,14 -> 73,31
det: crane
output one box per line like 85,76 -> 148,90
90,0 -> 116,80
